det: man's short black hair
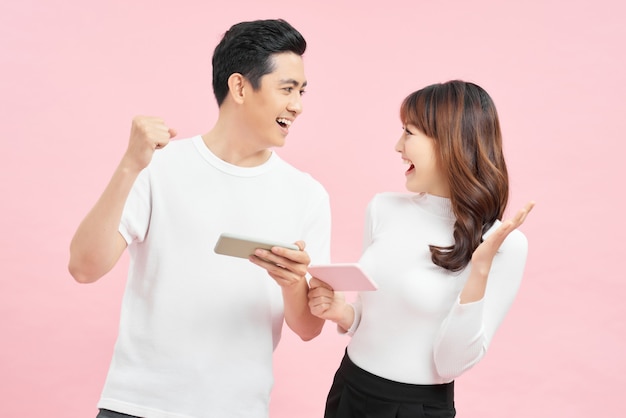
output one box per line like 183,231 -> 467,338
212,19 -> 307,106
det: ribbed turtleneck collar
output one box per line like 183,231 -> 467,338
412,192 -> 455,219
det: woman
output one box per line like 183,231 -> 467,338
308,80 -> 534,417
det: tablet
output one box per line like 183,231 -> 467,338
308,263 -> 378,291
214,233 -> 299,260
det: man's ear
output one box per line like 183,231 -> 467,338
227,73 -> 246,104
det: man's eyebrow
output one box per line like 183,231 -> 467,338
279,79 -> 308,88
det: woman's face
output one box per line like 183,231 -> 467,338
395,124 -> 449,197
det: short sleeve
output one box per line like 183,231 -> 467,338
119,168 -> 152,245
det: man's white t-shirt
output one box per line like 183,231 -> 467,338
98,136 -> 331,418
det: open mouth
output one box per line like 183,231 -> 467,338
276,118 -> 292,129
402,158 -> 415,174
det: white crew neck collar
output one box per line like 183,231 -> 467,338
192,135 -> 279,177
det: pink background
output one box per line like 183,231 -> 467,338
1,0 -> 624,416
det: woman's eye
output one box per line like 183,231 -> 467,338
284,87 -> 293,93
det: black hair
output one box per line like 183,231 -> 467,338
212,19 -> 307,106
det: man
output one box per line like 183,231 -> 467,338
68,19 -> 330,418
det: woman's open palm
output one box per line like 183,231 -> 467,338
472,201 -> 535,269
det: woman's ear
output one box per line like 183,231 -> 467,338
227,73 -> 246,104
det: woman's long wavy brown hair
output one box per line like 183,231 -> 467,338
400,80 -> 509,272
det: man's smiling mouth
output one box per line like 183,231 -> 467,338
276,118 -> 292,128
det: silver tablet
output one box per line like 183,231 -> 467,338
214,232 -> 299,260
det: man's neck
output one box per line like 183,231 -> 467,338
201,124 -> 272,168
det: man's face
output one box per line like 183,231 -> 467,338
242,52 -> 307,148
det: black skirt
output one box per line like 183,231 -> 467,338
325,351 -> 456,418
96,410 -> 139,418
